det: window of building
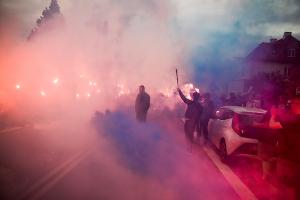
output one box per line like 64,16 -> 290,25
288,49 -> 296,57
284,67 -> 289,77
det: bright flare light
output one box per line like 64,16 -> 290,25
118,91 -> 125,97
160,88 -> 173,97
53,78 -> 59,84
182,83 -> 199,100
40,91 -> 46,97
117,83 -> 130,97
15,84 -> 21,90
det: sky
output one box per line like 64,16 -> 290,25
1,0 -> 300,99
1,0 -> 300,57
1,0 -> 300,38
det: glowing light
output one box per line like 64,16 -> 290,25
40,91 -> 46,97
116,83 -> 130,97
76,93 -> 80,98
93,82 -> 97,86
182,83 -> 199,100
53,78 -> 59,84
86,93 -> 91,98
96,89 -> 101,93
16,84 -> 21,90
118,91 -> 125,97
117,83 -> 124,89
89,81 -> 93,86
186,83 -> 194,89
160,88 -> 173,97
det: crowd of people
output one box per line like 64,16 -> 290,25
175,73 -> 300,197
179,80 -> 299,197
214,71 -> 299,110
177,87 -> 215,150
134,85 -> 216,150
112,80 -> 300,197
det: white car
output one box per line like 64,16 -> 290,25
208,106 -> 267,161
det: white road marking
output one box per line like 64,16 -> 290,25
202,145 -> 258,200
0,127 -> 23,134
20,150 -> 90,200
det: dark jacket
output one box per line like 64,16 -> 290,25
178,89 -> 202,120
201,100 -> 214,120
135,92 -> 150,114
278,114 -> 300,163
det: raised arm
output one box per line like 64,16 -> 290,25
177,88 -> 192,104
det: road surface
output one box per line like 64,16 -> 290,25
0,112 -> 284,200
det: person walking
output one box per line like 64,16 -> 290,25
135,85 -> 150,122
177,88 -> 202,150
199,93 -> 214,144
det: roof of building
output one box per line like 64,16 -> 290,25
246,32 -> 300,64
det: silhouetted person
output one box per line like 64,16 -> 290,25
200,93 -> 214,143
277,96 -> 300,197
254,96 -> 282,181
135,85 -> 150,122
177,88 -> 202,149
228,92 -> 238,106
220,94 -> 227,107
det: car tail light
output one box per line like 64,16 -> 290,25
232,113 -> 242,135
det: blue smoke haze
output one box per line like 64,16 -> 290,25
93,110 -> 176,176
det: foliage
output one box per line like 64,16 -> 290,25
27,0 -> 61,40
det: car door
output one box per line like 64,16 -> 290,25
209,108 -> 224,146
208,108 -> 222,142
208,110 -> 219,140
211,108 -> 233,147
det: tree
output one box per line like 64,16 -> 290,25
27,0 -> 62,40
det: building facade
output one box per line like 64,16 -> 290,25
244,32 -> 300,80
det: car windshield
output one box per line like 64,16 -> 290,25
238,112 -> 264,126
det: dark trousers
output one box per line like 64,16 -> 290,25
199,118 -> 209,140
136,111 -> 148,122
184,119 -> 200,144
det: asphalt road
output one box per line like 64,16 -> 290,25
0,113 -> 289,200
